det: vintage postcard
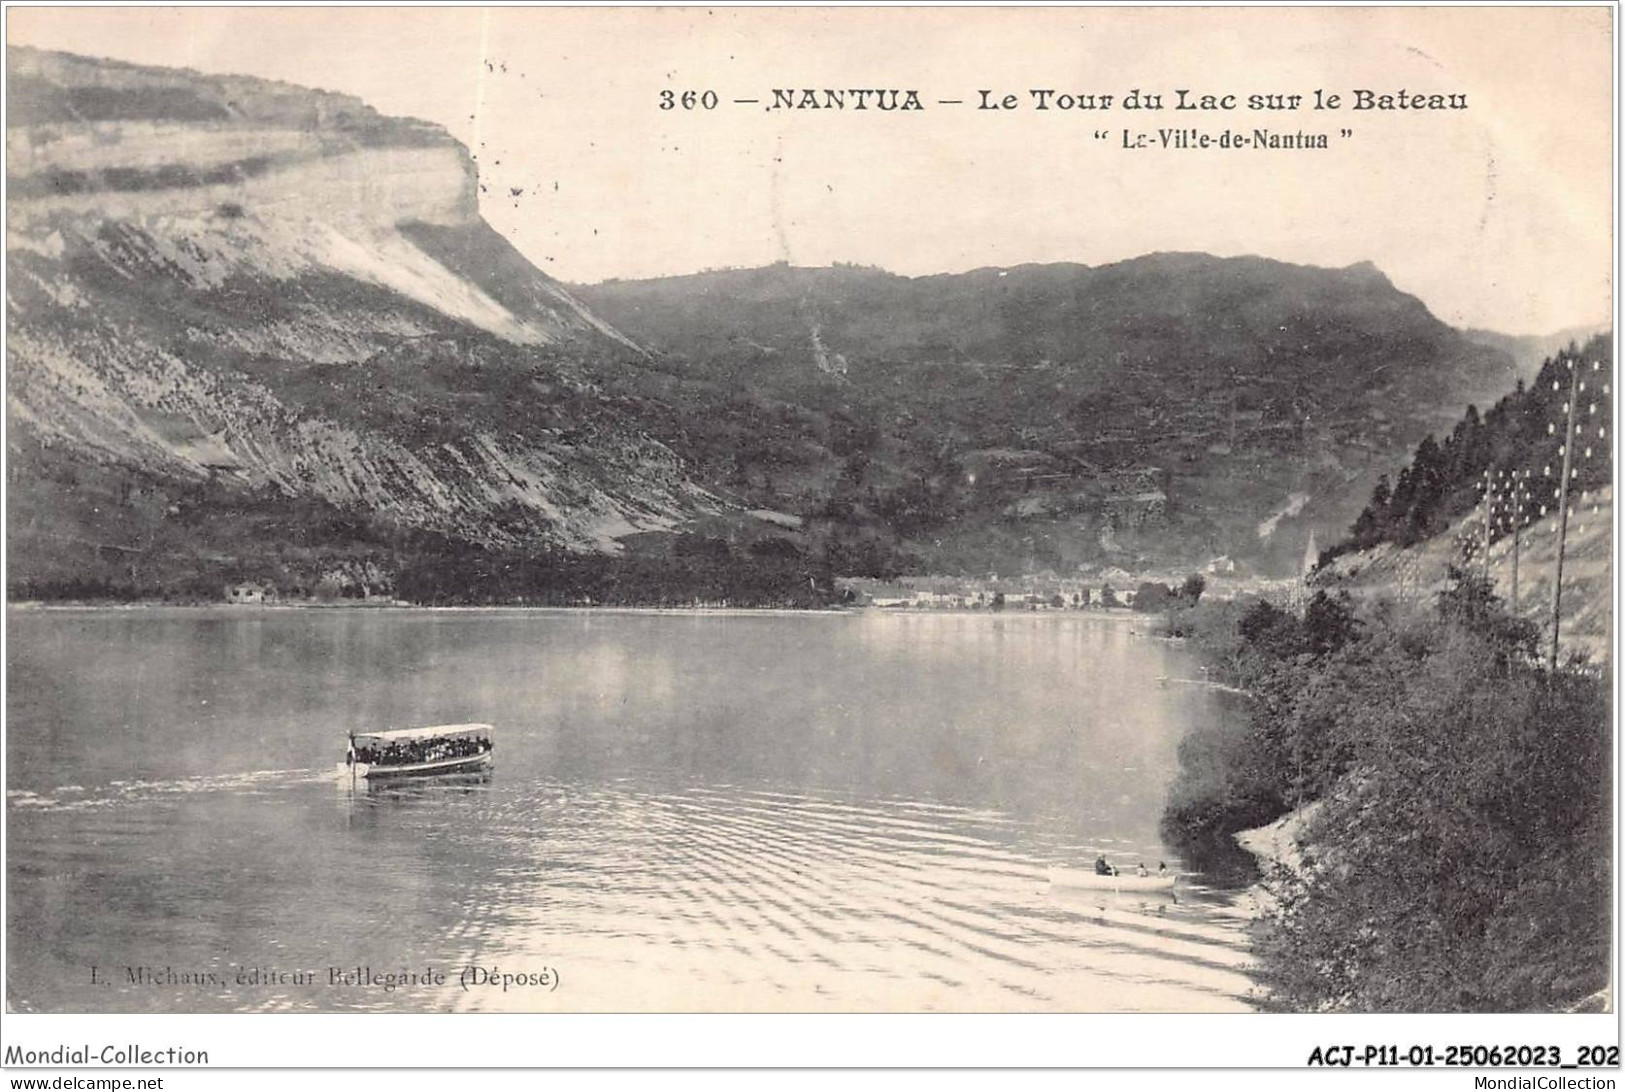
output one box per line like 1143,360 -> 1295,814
1,2 -> 1615,1071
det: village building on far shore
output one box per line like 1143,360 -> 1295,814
836,573 -> 1137,610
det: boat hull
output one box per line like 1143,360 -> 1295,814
350,751 -> 493,780
1047,867 -> 1177,893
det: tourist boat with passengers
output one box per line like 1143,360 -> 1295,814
343,723 -> 494,781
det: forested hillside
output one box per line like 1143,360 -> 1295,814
1321,334 -> 1612,566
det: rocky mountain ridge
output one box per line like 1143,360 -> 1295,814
8,47 -> 709,594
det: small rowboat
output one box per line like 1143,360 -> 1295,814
1047,866 -> 1178,894
343,723 -> 494,781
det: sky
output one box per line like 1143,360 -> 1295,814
7,6 -> 1614,334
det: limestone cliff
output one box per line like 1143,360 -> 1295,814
7,47 -> 709,590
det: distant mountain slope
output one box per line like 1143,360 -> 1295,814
6,47 -> 714,594
1462,324 -> 1612,374
577,257 -> 1521,575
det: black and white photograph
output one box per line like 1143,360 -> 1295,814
1,2 -> 1616,1070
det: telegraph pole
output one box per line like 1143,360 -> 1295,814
1510,470 -> 1524,611
1549,362 -> 1579,671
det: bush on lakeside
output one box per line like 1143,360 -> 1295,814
1163,572 -> 1611,1011
1134,572 -> 1208,614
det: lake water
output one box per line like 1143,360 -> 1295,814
6,607 -> 1256,1012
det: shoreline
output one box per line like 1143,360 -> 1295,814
1233,802 -> 1320,876
6,601 -> 846,617
1228,802 -> 1321,927
7,600 -> 1156,620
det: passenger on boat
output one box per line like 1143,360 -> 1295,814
1136,862 -> 1149,877
352,734 -> 492,766
1094,855 -> 1113,876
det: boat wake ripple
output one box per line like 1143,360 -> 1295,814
7,768 -> 329,812
9,771 -> 1259,1011
437,780 -> 1258,1012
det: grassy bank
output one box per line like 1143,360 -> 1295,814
1160,576 -> 1611,1011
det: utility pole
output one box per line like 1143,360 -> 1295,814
1510,470 -> 1524,612
1549,362 -> 1580,671
1394,550 -> 1420,609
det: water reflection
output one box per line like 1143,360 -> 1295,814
342,769 -> 495,810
